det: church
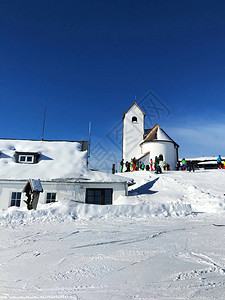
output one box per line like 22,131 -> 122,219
122,102 -> 179,170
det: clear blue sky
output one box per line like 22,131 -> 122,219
1,0 -> 225,169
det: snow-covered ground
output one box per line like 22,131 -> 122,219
1,170 -> 225,299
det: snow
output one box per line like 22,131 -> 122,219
0,139 -> 87,180
198,161 -> 217,165
157,127 -> 172,141
0,140 -> 130,184
29,179 -> 43,192
1,169 -> 225,299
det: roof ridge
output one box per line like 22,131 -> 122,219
122,102 -> 146,119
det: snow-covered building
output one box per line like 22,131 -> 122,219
122,102 -> 179,169
0,139 -> 129,210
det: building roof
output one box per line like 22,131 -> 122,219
141,124 -> 179,147
0,139 -> 87,180
122,102 -> 146,119
137,152 -> 150,161
0,139 -> 130,184
22,179 -> 43,193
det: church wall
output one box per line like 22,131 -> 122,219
141,141 -> 177,170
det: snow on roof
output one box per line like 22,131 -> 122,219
198,161 -> 218,165
87,170 -> 134,183
141,124 -> 178,146
157,127 -> 173,142
0,139 -> 130,184
0,139 -> 87,180
52,170 -> 134,184
30,179 -> 43,192
22,179 -> 43,192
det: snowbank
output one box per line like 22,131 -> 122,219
0,199 -> 192,227
1,169 -> 225,226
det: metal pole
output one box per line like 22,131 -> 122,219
41,105 -> 46,141
88,122 -> 91,158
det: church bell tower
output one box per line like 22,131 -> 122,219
122,102 -> 145,164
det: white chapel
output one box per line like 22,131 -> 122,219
122,102 -> 179,170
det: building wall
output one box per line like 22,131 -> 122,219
139,153 -> 150,166
0,180 -> 127,210
141,141 -> 177,170
122,105 -> 144,163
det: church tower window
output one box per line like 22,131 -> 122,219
132,116 -> 137,123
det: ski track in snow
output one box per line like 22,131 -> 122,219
1,170 -> 225,299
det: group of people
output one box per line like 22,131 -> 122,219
176,155 -> 225,171
120,156 -> 170,174
176,158 -> 195,172
120,158 -> 145,172
120,155 -> 225,173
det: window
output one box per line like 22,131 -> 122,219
46,193 -> 57,204
11,192 -> 21,207
86,189 -> 113,205
15,152 -> 40,164
18,155 -> 34,164
27,156 -> 33,162
132,116 -> 137,123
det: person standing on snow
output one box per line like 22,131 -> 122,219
217,155 -> 222,169
130,159 -> 134,171
181,158 -> 187,170
150,159 -> 154,171
176,161 -> 180,171
188,160 -> 195,172
154,156 -> 159,171
133,157 -> 137,171
136,160 -> 139,171
120,159 -> 124,172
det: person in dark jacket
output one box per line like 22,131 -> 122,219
120,159 -> 124,172
155,165 -> 162,174
188,160 -> 195,172
125,161 -> 130,172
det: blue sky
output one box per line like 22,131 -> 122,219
1,0 -> 225,169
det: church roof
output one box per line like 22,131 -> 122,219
141,124 -> 179,147
144,128 -> 152,138
137,151 -> 150,161
122,102 -> 146,119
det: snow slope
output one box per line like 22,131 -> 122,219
1,170 -> 225,299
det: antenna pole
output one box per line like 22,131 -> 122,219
86,122 -> 91,168
41,105 -> 47,141
88,122 -> 91,158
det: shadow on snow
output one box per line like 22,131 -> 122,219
129,177 -> 159,195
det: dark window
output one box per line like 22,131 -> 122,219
46,193 -> 57,204
132,116 -> 137,123
159,154 -> 164,161
18,155 -> 34,163
11,192 -> 21,207
86,189 -> 113,205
